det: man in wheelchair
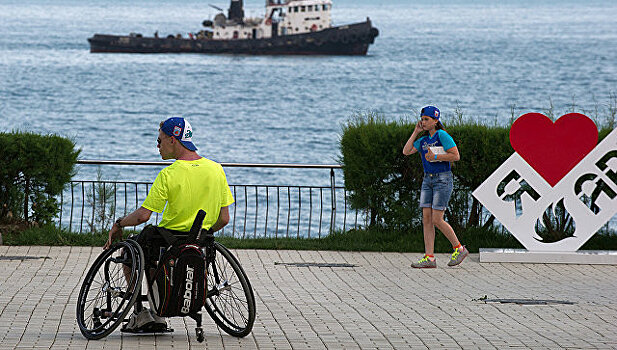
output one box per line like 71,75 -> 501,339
103,117 -> 234,332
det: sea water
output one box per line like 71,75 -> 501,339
1,0 -> 616,187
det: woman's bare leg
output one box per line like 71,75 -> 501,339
422,207 -> 436,255
431,209 -> 460,247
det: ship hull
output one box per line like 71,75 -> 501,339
88,20 -> 378,55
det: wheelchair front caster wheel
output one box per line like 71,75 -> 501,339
196,327 -> 204,342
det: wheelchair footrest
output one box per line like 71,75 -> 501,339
121,324 -> 174,334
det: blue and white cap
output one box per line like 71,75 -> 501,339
420,106 -> 440,120
160,117 -> 197,151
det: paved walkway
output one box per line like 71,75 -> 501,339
0,246 -> 616,349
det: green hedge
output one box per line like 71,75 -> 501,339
0,131 -> 80,226
340,112 -> 614,231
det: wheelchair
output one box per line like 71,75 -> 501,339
76,211 -> 256,342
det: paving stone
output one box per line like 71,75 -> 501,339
1,247 -> 616,348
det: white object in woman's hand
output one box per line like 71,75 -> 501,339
425,147 -> 435,162
427,146 -> 446,162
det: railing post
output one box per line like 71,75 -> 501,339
24,177 -> 30,223
59,190 -> 63,230
330,168 -> 336,234
69,182 -> 74,233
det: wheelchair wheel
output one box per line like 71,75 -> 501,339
76,239 -> 144,340
204,242 -> 256,338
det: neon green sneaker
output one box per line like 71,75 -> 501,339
411,255 -> 436,268
448,246 -> 469,266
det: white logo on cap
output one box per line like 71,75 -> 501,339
181,120 -> 193,141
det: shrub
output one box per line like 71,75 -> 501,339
340,113 -> 512,230
0,131 -> 80,226
339,112 -> 423,229
339,111 -> 614,234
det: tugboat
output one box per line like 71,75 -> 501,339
88,0 -> 379,55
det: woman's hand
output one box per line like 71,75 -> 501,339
413,121 -> 423,134
425,147 -> 435,162
403,122 -> 424,156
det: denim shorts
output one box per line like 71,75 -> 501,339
419,171 -> 454,211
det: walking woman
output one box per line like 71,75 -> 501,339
402,106 -> 468,268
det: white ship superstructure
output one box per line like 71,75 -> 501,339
212,0 -> 333,40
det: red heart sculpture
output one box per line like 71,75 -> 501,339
510,113 -> 598,187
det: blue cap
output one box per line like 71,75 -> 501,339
160,117 -> 197,151
420,106 -> 440,120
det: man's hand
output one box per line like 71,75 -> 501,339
104,224 -> 122,250
102,208 -> 152,250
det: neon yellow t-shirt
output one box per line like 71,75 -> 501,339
142,157 -> 234,231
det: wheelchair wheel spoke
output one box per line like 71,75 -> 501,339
217,287 -> 248,308
229,293 -> 250,315
83,293 -> 105,306
224,289 -> 249,322
96,268 -> 106,287
110,265 -> 125,286
211,294 -> 245,330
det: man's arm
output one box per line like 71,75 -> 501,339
210,206 -> 230,232
104,206 -> 153,249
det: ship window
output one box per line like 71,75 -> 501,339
300,5 -> 305,12
294,6 -> 298,12
323,4 -> 328,11
307,5 -> 312,11
315,5 -> 320,11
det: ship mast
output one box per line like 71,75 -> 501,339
228,0 -> 244,23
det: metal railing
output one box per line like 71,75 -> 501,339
57,160 -> 367,238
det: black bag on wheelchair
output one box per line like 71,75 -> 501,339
151,243 -> 206,317
150,210 -> 210,317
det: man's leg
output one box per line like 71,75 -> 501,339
122,226 -> 167,331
